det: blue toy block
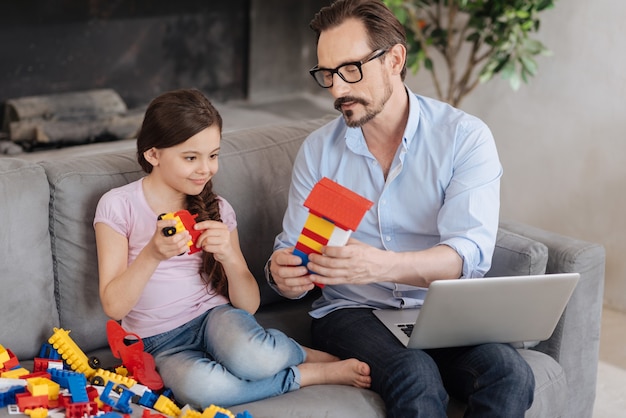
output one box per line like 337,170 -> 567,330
100,381 -> 133,414
66,373 -> 89,403
38,343 -> 61,360
137,390 -> 158,408
0,386 -> 26,408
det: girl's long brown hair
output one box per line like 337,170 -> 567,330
136,88 -> 228,297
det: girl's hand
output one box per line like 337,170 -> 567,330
152,218 -> 192,259
194,220 -> 234,263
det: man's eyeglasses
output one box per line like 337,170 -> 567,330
309,49 -> 388,88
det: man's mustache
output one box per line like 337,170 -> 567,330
334,96 -> 368,111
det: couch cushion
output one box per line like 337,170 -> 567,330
230,385 -> 385,418
487,227 -> 549,277
520,349 -> 567,417
40,151 -> 143,352
0,158 -> 59,359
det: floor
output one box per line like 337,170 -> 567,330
594,307 -> 626,417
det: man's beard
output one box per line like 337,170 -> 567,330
333,80 -> 393,128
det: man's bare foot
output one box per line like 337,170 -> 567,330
303,346 -> 340,363
298,358 -> 371,389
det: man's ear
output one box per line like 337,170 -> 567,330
388,43 -> 407,76
143,147 -> 160,167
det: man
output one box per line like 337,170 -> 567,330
266,0 -> 534,416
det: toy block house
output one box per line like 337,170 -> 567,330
294,177 -> 374,277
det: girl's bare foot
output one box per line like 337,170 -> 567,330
298,358 -> 371,389
303,346 -> 339,363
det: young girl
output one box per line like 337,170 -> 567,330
94,89 -> 371,409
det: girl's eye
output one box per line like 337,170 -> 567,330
210,153 -> 219,160
185,156 -> 196,161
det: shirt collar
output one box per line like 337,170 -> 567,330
403,86 -> 420,149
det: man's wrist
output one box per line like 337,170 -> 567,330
265,259 -> 277,286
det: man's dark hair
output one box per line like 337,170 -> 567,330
310,0 -> 407,80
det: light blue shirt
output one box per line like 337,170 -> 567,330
273,88 -> 502,318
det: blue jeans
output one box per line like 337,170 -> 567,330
142,304 -> 306,409
311,308 -> 535,418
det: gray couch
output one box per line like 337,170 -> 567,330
0,116 -> 605,418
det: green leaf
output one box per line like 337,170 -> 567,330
424,57 -> 434,71
520,55 -> 538,76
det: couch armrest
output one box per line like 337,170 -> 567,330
500,220 -> 605,418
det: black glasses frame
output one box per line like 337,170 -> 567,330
309,49 -> 388,88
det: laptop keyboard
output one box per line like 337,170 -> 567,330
398,323 -> 414,337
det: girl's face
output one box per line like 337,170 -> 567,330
145,125 -> 221,196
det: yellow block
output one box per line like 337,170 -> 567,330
304,214 -> 335,238
27,377 -> 60,400
0,344 -> 10,365
1,367 -> 29,379
298,234 -> 324,253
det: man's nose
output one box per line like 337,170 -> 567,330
329,73 -> 351,97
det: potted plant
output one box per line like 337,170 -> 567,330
383,0 -> 556,106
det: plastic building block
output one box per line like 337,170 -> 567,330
38,343 -> 62,360
99,413 -> 127,418
106,320 -> 163,391
304,177 -> 373,231
66,374 -> 88,403
64,401 -> 98,418
142,408 -> 169,418
26,377 -> 60,400
201,405 -> 235,418
33,358 -> 63,373
92,368 -> 137,389
153,394 -> 181,417
16,392 -> 49,411
24,406 -> 48,418
48,328 -> 97,378
295,177 -> 373,287
99,381 -> 133,414
1,367 -> 30,379
0,385 -> 26,407
20,371 -> 51,381
0,347 -> 20,372
0,345 -> 10,366
137,390 -> 158,408
158,210 -> 202,255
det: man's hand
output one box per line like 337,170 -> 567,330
270,247 -> 316,298
306,238 -> 388,286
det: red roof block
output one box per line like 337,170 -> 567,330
303,177 -> 374,231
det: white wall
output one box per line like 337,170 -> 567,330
406,0 -> 626,312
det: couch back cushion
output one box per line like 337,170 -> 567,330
0,158 -> 60,359
213,117 -> 333,305
35,116 -> 331,352
40,153 -> 143,352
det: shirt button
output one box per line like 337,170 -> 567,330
385,236 -> 391,242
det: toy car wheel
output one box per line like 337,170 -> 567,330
88,356 -> 101,369
91,376 -> 105,386
162,226 -> 176,236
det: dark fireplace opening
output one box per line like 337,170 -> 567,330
0,0 -> 249,151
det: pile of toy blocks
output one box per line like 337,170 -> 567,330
0,327 -> 252,418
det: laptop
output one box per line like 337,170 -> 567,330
373,273 -> 579,349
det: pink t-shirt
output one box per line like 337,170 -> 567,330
94,178 -> 234,338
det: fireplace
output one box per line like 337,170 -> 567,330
0,0 -> 249,108
0,0 -> 327,151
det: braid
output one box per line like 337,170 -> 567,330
186,180 -> 228,297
